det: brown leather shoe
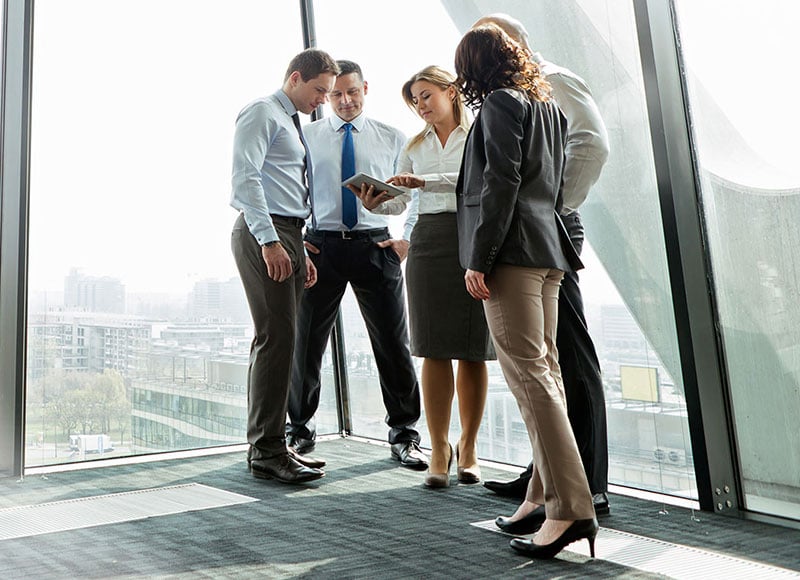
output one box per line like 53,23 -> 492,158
287,445 -> 326,469
250,453 -> 324,484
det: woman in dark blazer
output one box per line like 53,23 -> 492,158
454,24 -> 598,560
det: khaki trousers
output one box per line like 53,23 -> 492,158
483,265 -> 594,520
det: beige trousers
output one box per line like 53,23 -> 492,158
483,265 -> 594,520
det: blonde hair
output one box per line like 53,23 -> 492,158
401,65 -> 470,151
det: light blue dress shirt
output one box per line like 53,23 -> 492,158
303,113 -> 406,231
230,90 -> 311,245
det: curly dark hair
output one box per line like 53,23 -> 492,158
454,23 -> 551,109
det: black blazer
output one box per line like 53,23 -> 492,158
456,88 -> 582,274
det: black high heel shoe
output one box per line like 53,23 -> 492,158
495,505 -> 546,535
509,518 -> 598,559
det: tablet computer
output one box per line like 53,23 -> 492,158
342,173 -> 405,198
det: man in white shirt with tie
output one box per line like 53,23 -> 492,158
286,60 -> 428,470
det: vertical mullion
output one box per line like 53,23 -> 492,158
0,0 -> 35,477
633,0 -> 740,514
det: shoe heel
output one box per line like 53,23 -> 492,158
587,535 -> 596,558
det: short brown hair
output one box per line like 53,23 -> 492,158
284,48 -> 340,82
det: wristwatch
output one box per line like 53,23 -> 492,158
262,240 -> 280,247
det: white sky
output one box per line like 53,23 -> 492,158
27,0 -> 463,296
21,0 -> 800,299
674,0 -> 800,177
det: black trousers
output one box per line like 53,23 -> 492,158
560,211 -> 609,494
287,228 -> 421,445
231,213 -> 306,459
522,212 -> 609,494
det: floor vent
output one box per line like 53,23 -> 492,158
0,483 -> 257,541
472,520 -> 800,579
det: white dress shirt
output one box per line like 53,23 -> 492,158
303,113 -> 406,231
534,53 -> 610,214
230,90 -> 310,245
396,125 -> 467,240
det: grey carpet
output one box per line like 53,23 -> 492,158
0,439 -> 798,579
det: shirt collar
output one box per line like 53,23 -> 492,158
329,113 -> 366,132
274,89 -> 298,117
423,123 -> 468,139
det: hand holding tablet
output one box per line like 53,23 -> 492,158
342,173 -> 405,198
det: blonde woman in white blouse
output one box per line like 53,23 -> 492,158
386,66 -> 496,488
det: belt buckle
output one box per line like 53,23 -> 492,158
341,230 -> 354,240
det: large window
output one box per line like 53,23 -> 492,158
24,0 -> 303,466
674,0 -> 800,518
463,0 -> 696,498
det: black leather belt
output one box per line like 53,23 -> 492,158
308,228 -> 388,240
270,214 -> 307,228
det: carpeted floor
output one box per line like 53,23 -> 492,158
0,438 -> 798,579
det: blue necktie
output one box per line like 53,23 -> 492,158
341,123 -> 358,229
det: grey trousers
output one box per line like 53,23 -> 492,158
483,264 -> 594,520
231,213 -> 306,459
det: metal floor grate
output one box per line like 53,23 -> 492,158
472,520 -> 800,579
0,483 -> 257,541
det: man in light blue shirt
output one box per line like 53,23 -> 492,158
286,60 -> 428,470
230,48 -> 339,485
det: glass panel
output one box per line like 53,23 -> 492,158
674,0 -> 800,518
315,0 -> 696,498
312,0 -> 472,446
25,0 -> 303,466
438,0 -> 697,498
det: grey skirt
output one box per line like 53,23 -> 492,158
406,213 -> 496,361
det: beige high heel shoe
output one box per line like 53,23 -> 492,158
424,444 -> 454,488
456,442 -> 481,484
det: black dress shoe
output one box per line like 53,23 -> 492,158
287,434 -> 316,455
287,445 -> 326,469
483,472 -> 531,500
247,446 -> 325,469
390,441 -> 429,471
250,454 -> 324,484
495,505 -> 546,535
509,517 -> 599,559
593,492 -> 610,516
